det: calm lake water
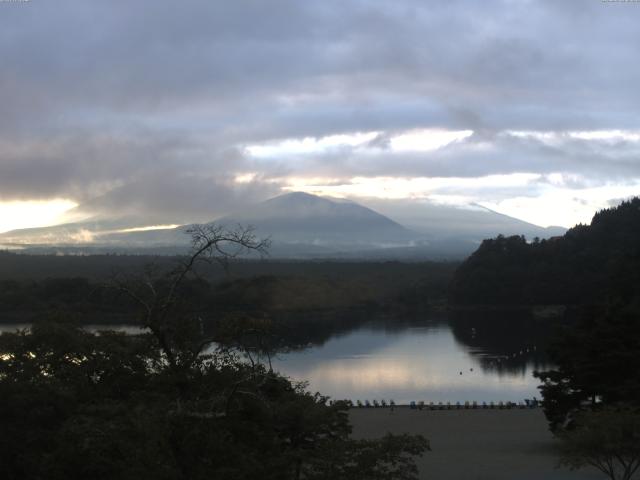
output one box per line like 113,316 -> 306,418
271,319 -> 549,404
0,315 -> 551,405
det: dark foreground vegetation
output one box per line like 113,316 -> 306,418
0,320 -> 428,480
0,225 -> 429,480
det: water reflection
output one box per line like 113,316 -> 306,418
1,312 -> 554,404
273,317 -> 551,404
449,310 -> 553,376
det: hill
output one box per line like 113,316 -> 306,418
449,197 -> 640,307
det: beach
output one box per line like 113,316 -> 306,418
349,408 -> 603,480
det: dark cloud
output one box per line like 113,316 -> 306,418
1,0 -> 639,221
74,173 -> 281,225
0,132 -> 248,201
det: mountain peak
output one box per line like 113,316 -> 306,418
263,191 -> 341,207
273,191 -> 320,200
218,191 -> 413,245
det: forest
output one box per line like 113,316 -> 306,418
449,198 -> 640,308
0,256 -> 454,325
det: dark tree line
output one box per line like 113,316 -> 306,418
0,262 -> 454,323
535,304 -> 640,432
449,197 -> 640,307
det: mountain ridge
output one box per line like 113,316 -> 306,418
0,192 -> 566,259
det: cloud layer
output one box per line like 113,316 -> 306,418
1,0 -> 639,227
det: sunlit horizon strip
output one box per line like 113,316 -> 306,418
0,199 -> 77,234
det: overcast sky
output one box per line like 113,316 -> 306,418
1,0 -> 640,233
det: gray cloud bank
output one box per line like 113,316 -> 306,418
1,0 -> 639,223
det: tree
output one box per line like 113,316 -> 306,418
112,223 -> 271,371
535,305 -> 640,432
0,223 -> 429,480
534,303 -> 640,479
557,407 -> 640,480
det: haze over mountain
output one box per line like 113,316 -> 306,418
363,198 -> 566,242
0,193 -> 564,259
219,192 -> 416,245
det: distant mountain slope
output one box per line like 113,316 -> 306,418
0,219 -> 132,245
217,192 -> 417,247
0,193 -> 419,255
362,198 -> 565,243
0,192 -> 568,260
0,219 -> 188,248
450,197 -> 640,306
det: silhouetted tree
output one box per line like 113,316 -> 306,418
535,304 -> 640,432
0,224 -> 429,480
558,407 -> 640,480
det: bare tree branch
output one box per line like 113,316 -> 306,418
109,223 -> 269,372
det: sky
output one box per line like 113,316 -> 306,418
1,0 -> 640,234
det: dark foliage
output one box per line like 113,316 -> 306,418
0,261 -> 455,323
0,224 -> 429,479
450,197 -> 640,307
557,407 -> 640,480
534,304 -> 640,432
0,319 -> 429,480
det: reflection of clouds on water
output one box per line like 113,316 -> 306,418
1,315 -> 550,404
274,322 -> 545,403
301,361 -> 428,390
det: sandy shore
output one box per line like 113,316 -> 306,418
349,408 -> 603,480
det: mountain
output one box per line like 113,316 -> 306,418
0,219 -> 188,248
361,198 -> 566,243
0,193 -> 419,256
217,192 -> 417,247
0,192 -> 566,259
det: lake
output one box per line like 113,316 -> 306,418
0,314 -> 552,405
271,317 -> 550,405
